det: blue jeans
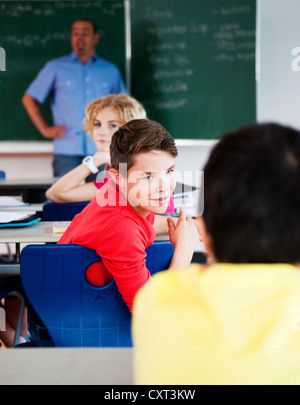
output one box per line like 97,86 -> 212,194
53,155 -> 105,182
53,155 -> 84,177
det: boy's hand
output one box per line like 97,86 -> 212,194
167,209 -> 199,268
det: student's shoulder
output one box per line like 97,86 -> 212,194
136,264 -> 204,300
133,264 -> 204,316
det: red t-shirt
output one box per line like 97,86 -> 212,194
58,179 -> 156,312
94,174 -> 176,213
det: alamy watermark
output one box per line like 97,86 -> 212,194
95,168 -> 204,217
0,47 -> 6,71
0,307 -> 5,332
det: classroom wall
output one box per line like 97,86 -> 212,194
0,140 -> 216,183
257,0 -> 300,130
0,143 -> 53,179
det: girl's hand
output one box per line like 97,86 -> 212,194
93,150 -> 111,167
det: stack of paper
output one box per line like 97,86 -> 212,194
0,211 -> 36,224
0,196 -> 29,207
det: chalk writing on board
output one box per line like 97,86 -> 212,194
154,69 -> 193,79
0,32 -> 70,47
136,3 -> 255,112
212,5 -> 252,15
156,98 -> 188,110
0,1 -> 123,17
55,0 -> 123,15
143,6 -> 174,21
157,80 -> 188,94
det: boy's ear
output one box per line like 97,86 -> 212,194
109,168 -> 126,188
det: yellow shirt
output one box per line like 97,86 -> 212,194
132,263 -> 300,385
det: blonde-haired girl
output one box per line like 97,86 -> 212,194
46,94 -> 147,203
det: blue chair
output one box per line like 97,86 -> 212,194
0,171 -> 5,179
20,241 -> 173,347
42,201 -> 89,221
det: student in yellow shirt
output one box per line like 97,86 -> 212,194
132,122 -> 300,385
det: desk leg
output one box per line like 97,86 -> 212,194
15,243 -> 20,262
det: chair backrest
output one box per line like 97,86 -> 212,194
42,201 -> 89,221
20,241 -> 173,347
0,171 -> 6,179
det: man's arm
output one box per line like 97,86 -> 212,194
22,93 -> 67,140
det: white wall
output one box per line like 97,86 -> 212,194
0,140 -> 216,184
175,140 -> 217,186
257,0 -> 300,129
0,141 -> 53,179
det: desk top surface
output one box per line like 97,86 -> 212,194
0,203 -> 44,212
0,220 -> 205,250
0,221 -> 67,243
0,178 -> 55,187
0,347 -> 133,385
0,221 -> 170,244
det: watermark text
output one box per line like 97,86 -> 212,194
0,307 -> 6,331
0,47 -> 6,71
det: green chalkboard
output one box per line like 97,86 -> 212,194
0,0 -> 256,142
130,0 -> 256,139
0,0 -> 125,141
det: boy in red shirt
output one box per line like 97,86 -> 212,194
59,119 -> 199,311
26,119 -> 199,345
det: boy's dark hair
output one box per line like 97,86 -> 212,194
110,119 -> 178,173
203,122 -> 300,264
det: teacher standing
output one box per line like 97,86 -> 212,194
22,18 -> 127,177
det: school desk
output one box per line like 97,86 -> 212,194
0,177 -> 54,204
0,195 -> 44,213
0,347 -> 132,385
0,221 -> 64,276
0,203 -> 44,212
0,177 -> 54,195
0,219 -> 205,277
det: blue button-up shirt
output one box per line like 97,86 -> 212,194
25,52 -> 127,155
